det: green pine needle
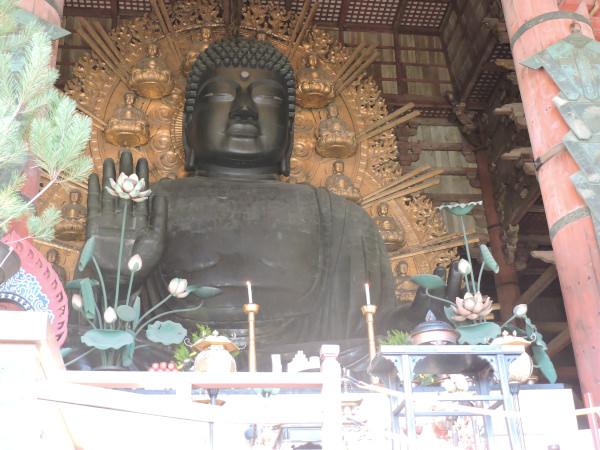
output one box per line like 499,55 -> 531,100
0,0 -> 92,240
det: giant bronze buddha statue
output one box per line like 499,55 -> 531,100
85,38 -> 448,369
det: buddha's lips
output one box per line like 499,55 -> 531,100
226,122 -> 260,138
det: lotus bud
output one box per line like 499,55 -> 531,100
457,258 -> 472,276
104,306 -> 117,324
168,278 -> 189,298
72,294 -> 83,311
128,254 -> 143,272
513,303 -> 528,317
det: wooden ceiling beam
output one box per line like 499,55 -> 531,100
504,187 -> 541,226
384,94 -> 450,108
337,0 -> 350,44
515,264 -> 558,306
393,29 -> 404,95
460,37 -> 497,103
546,328 -> 572,358
555,366 -> 578,381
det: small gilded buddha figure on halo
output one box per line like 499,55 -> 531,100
295,52 -> 335,109
374,201 -> 407,252
130,41 -> 175,99
54,190 -> 87,242
316,103 -> 357,158
46,248 -> 67,287
394,259 -> 418,304
324,159 -> 362,203
104,91 -> 150,148
182,27 -> 212,76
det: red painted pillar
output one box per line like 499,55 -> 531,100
475,147 -> 520,323
502,0 -> 600,398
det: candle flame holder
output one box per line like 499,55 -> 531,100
361,304 -> 378,384
243,303 -> 260,372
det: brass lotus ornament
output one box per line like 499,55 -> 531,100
451,291 -> 494,321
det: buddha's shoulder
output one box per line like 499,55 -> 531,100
151,177 -> 369,216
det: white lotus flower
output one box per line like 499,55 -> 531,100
168,278 -> 189,298
457,258 -> 472,276
451,291 -> 494,321
513,303 -> 528,317
128,254 -> 143,272
103,306 -> 117,324
105,173 -> 151,202
72,294 -> 83,311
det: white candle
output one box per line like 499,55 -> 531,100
365,282 -> 371,305
246,281 -> 253,304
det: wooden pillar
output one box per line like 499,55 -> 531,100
475,147 -> 520,322
501,0 -> 600,398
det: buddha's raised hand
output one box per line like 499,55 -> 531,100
85,150 -> 167,292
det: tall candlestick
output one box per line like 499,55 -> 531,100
362,303 -> 378,384
246,281 -> 253,303
364,282 -> 371,305
244,302 -> 260,372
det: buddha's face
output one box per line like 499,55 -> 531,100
187,66 -> 290,175
124,92 -> 135,106
327,104 -> 338,118
47,250 -> 57,263
378,203 -> 389,216
333,161 -> 344,174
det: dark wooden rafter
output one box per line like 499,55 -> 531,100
547,328 -> 572,358
110,0 -> 118,28
504,187 -> 541,227
222,0 -> 243,37
460,37 -> 497,103
337,0 -> 350,44
393,29 -> 404,95
516,264 -> 559,306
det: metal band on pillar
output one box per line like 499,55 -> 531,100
549,207 -> 591,242
510,11 -> 592,49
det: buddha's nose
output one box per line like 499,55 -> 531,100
230,91 -> 258,121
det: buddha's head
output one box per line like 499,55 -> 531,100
146,41 -> 159,58
184,38 -> 295,177
69,190 -> 81,203
377,202 -> 389,216
396,260 -> 408,276
124,91 -> 136,106
201,27 -> 211,41
327,103 -> 338,119
47,248 -> 58,264
332,159 -> 344,174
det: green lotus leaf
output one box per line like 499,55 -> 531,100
480,244 -> 499,273
437,201 -> 482,216
65,278 -> 99,289
60,347 -> 73,358
121,330 -> 136,367
146,320 -> 187,345
132,296 -> 141,328
81,329 -> 134,350
531,340 -> 557,383
116,305 -> 137,322
80,278 -> 97,320
455,321 -> 501,345
189,286 -> 222,299
411,274 -> 447,290
78,237 -> 96,271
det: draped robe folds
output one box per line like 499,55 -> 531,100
143,176 -> 396,356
